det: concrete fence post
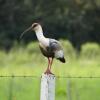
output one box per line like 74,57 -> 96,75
40,74 -> 55,100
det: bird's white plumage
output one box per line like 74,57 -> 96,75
34,25 -> 49,47
55,50 -> 64,58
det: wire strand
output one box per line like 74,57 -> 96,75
0,75 -> 100,78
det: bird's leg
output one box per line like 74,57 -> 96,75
44,58 -> 50,74
49,58 -> 53,70
44,58 -> 53,74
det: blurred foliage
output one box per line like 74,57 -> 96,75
0,0 -> 100,51
26,42 -> 40,54
59,39 -> 76,59
80,43 -> 100,59
0,40 -> 100,77
0,40 -> 99,65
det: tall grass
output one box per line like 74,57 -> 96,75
0,40 -> 100,100
0,40 -> 100,76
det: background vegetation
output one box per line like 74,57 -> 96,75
0,41 -> 100,100
0,0 -> 100,51
0,0 -> 100,99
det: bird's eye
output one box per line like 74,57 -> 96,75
33,24 -> 38,28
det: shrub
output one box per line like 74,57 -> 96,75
59,39 -> 76,59
80,43 -> 100,59
26,42 -> 40,54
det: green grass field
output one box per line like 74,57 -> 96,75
0,40 -> 100,100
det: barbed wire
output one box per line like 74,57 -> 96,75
0,75 -> 100,78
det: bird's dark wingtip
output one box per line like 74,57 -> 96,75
58,57 -> 66,63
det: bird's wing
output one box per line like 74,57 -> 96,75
49,39 -> 62,51
48,39 -> 64,58
48,39 -> 65,62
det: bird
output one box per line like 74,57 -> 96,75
20,23 -> 66,74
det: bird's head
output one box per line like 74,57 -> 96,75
32,23 -> 41,31
20,23 -> 42,39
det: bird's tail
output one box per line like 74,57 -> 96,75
58,57 -> 66,63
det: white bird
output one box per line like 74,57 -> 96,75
20,23 -> 66,74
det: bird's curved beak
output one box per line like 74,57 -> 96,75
20,26 -> 32,39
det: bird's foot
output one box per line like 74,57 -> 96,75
44,69 -> 54,75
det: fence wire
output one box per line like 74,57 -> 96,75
0,75 -> 100,78
0,75 -> 100,100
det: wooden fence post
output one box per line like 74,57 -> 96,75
40,73 -> 55,100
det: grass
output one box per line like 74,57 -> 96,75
0,40 -> 100,100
